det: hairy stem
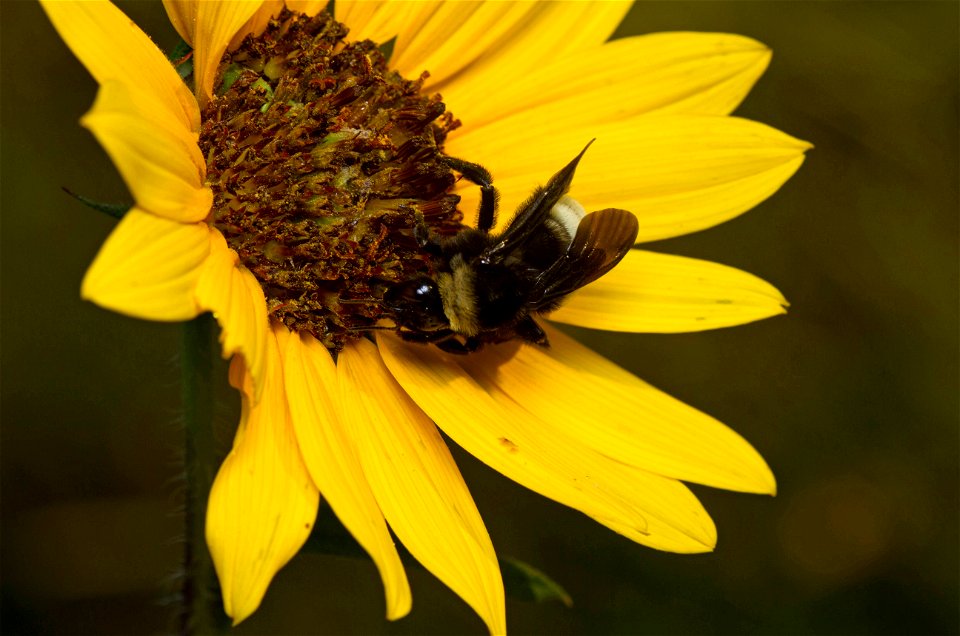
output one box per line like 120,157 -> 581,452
180,314 -> 223,635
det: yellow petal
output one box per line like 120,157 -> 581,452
476,323 -> 775,495
81,81 -> 212,223
285,0 -> 324,17
81,208 -> 209,321
206,332 -> 319,624
335,2 -> 441,58
226,0 -> 284,51
194,1 -> 267,106
339,339 -> 506,635
376,333 -> 718,553
444,32 -> 771,129
549,249 -> 788,333
432,1 -> 631,97
163,0 -> 265,106
448,116 -> 810,241
279,328 -> 412,621
162,0 -> 198,46
179,0 -> 323,56
82,76 -> 201,170
194,231 -> 269,404
390,3 -> 543,88
41,0 -> 199,133
227,355 -> 254,441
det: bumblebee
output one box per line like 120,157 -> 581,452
383,141 -> 639,354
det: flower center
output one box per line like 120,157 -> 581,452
199,10 -> 463,352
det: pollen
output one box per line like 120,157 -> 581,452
199,10 -> 463,351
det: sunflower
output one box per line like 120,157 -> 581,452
42,1 -> 809,633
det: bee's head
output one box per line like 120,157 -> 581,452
383,276 -> 449,332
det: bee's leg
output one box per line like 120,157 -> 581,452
435,336 -> 475,355
399,328 -> 474,354
440,155 -> 498,233
515,316 -> 549,347
398,328 -> 454,344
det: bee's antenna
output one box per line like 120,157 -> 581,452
338,298 -> 381,305
344,325 -> 395,332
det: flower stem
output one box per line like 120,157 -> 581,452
181,314 -> 224,635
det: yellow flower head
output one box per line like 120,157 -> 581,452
42,1 -> 809,632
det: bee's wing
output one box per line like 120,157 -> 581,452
485,141 -> 593,259
530,208 -> 639,308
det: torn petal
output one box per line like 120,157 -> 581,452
194,231 -> 269,403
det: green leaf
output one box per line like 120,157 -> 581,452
168,37 -> 191,63
219,63 -> 245,95
377,36 -> 397,63
499,556 -> 573,607
302,505 -> 573,605
168,38 -> 194,81
252,77 -> 275,113
62,188 -> 130,219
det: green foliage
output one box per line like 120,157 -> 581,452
303,505 -> 572,605
62,188 -> 129,219
168,37 -> 194,80
498,556 -> 573,607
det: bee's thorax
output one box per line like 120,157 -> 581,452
437,256 -> 480,336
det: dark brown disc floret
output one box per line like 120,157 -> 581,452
199,10 -> 464,351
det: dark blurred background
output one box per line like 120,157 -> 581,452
2,1 -> 957,634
